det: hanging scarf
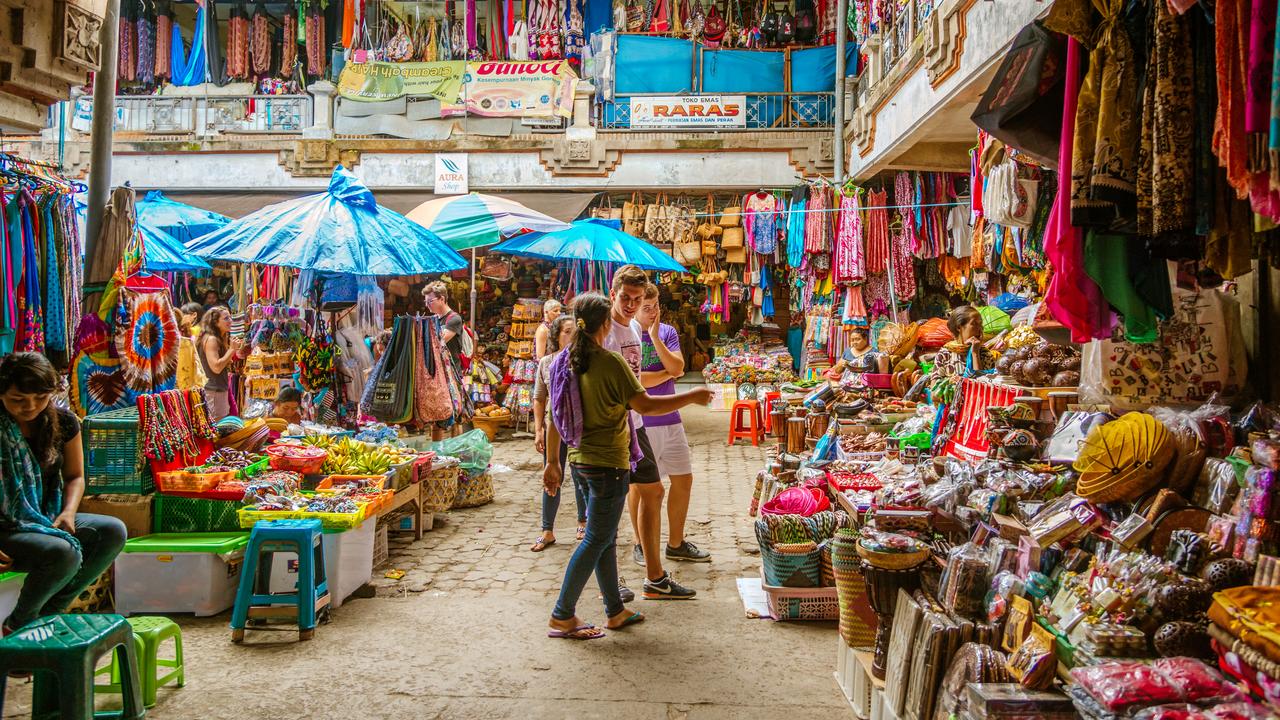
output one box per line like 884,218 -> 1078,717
251,3 -> 272,77
894,171 -> 917,256
0,412 -> 78,551
226,3 -> 250,79
154,3 -> 172,81
170,4 -> 208,86
135,9 -> 156,85
889,224 -> 916,302
119,5 -> 137,83
18,192 -> 43,353
786,187 -> 808,268
41,200 -> 64,353
114,288 -> 180,394
1247,0 -> 1277,172
306,3 -> 327,76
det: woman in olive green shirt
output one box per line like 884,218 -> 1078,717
543,293 -> 711,640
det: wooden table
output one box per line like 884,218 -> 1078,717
378,481 -> 425,541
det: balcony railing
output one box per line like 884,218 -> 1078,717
598,93 -> 836,131
73,94 -> 313,135
872,0 -> 935,87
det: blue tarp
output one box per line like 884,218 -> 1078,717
701,50 -> 786,93
186,166 -> 466,276
789,45 -> 858,92
616,36 -> 696,94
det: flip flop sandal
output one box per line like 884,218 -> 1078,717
575,526 -> 586,541
547,624 -> 605,640
607,612 -> 645,630
530,537 -> 556,552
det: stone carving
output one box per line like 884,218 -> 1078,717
279,141 -> 361,177
58,2 -> 104,70
924,0 -> 973,87
852,103 -> 875,157
540,137 -> 620,176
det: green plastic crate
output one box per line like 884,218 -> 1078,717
82,407 -> 152,495
152,495 -> 243,533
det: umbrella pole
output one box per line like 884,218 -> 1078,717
470,247 -> 478,322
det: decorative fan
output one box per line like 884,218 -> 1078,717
70,352 -> 133,416
737,382 -> 757,401
1073,412 -> 1175,503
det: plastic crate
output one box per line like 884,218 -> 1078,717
83,407 -> 152,495
761,572 -> 839,621
152,494 -> 243,533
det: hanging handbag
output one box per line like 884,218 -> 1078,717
592,195 -> 624,221
644,192 -> 674,243
719,196 -> 742,227
970,21 -> 1065,168
627,0 -> 646,30
703,4 -> 726,46
480,254 -> 513,281
622,192 -> 646,237
369,317 -> 416,422
725,244 -> 747,263
722,225 -> 745,249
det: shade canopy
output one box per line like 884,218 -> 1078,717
139,223 -> 212,272
492,219 -> 687,272
75,198 -> 211,272
186,166 -> 466,276
135,190 -> 231,244
405,192 -> 571,251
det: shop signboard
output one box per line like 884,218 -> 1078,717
337,60 -> 467,103
628,95 -> 747,129
434,154 -> 469,195
441,61 -> 579,118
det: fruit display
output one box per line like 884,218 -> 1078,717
301,435 -> 415,475
474,404 -> 511,419
998,342 -> 1081,388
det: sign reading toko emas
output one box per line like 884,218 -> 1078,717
628,95 -> 747,129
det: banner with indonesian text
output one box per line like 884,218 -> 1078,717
337,61 -> 466,103
441,61 -> 579,118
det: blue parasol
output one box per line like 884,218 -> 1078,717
186,166 -> 466,276
136,190 -> 231,244
491,219 -> 687,272
138,223 -> 212,272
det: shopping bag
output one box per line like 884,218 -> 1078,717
969,20 -> 1065,168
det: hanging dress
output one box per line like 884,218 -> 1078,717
864,188 -> 889,274
833,188 -> 863,283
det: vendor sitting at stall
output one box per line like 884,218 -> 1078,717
933,305 -> 998,378
271,386 -> 304,426
0,353 -> 127,634
827,326 -> 890,380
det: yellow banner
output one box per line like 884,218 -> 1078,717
336,61 -> 466,103
442,61 -> 579,118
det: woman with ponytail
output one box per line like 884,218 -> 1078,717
0,353 -> 126,634
543,294 -> 712,640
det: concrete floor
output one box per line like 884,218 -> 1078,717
3,407 -> 847,720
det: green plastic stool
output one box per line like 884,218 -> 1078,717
95,616 -> 185,707
0,614 -> 145,719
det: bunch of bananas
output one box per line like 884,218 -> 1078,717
308,435 -> 411,476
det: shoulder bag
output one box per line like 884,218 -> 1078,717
622,192 -> 646,237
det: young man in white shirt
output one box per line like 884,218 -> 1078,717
606,265 -> 695,600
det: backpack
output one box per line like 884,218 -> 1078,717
703,4 -> 726,46
446,311 -> 478,369
777,11 -> 794,44
794,0 -> 816,43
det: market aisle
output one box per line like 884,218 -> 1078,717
3,407 -> 846,720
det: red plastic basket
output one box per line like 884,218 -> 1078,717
861,373 -> 894,390
266,445 -> 328,474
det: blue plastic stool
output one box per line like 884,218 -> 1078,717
0,614 -> 146,719
230,519 -> 330,643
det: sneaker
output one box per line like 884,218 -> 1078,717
643,572 -> 697,600
619,584 -> 636,604
632,543 -> 645,566
665,541 -> 711,563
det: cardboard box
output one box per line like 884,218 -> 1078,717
78,494 -> 152,538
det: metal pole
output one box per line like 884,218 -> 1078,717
470,247 -> 478,322
833,0 -> 848,183
85,0 -> 121,259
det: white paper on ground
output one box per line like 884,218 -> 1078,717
736,577 -> 771,619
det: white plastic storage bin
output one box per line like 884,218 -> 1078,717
0,572 -> 26,624
268,520 -> 374,609
114,533 -> 248,617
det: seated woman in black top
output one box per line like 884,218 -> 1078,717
0,353 -> 127,633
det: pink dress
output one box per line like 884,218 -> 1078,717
834,190 -> 865,283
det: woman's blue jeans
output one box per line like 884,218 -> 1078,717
551,464 -> 630,621
541,443 -> 586,531
0,513 -> 128,629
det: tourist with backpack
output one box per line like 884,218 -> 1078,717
423,281 -> 476,439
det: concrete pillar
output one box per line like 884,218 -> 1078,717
305,80 -> 336,138
85,0 -> 121,264
572,82 -> 596,133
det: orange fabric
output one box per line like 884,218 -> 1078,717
1208,586 -> 1280,667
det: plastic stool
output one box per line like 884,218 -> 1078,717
96,616 -> 185,707
0,614 -> 145,719
230,519 -> 330,643
761,391 -> 782,434
728,400 -> 762,447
